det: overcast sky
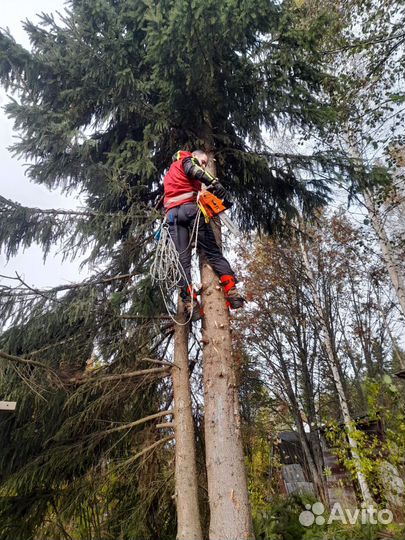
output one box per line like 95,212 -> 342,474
0,0 -> 85,289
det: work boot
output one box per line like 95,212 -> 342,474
180,285 -> 204,322
220,275 -> 245,309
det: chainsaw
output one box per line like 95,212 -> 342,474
197,187 -> 238,236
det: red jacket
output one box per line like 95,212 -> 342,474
163,151 -> 202,211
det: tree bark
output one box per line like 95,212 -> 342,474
300,239 -> 375,507
172,299 -> 203,540
201,152 -> 254,540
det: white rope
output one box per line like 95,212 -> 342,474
150,210 -> 202,326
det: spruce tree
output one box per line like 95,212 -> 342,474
0,0 -> 342,537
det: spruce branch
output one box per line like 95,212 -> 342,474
118,436 -> 175,469
0,349 -> 59,375
0,195 -> 155,219
15,272 -> 64,305
84,410 -> 174,439
321,31 -> 405,56
1,272 -> 140,300
72,366 -> 171,385
11,363 -> 49,402
26,337 -> 77,357
156,423 -> 174,429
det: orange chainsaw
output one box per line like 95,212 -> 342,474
197,188 -> 238,236
197,189 -> 227,220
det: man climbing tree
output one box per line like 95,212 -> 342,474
0,0 -> 344,538
163,149 -> 244,320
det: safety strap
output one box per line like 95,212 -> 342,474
165,191 -> 197,207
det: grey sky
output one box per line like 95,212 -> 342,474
0,0 -> 84,289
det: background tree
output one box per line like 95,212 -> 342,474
235,211 -> 405,512
302,0 -> 405,321
236,236 -> 329,504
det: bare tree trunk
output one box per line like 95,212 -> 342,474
300,239 -> 375,506
299,352 -> 329,503
172,299 -> 203,540
363,188 -> 405,319
201,151 -> 254,540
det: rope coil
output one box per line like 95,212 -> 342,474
150,210 -> 202,325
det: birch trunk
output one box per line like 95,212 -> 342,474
363,188 -> 405,320
300,240 -> 375,506
348,139 -> 405,320
201,152 -> 254,540
172,299 -> 203,540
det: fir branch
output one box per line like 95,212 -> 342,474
73,366 -> 171,385
84,410 -> 174,439
0,195 -> 157,221
118,436 -> 175,469
1,272 -> 140,299
0,349 -> 57,373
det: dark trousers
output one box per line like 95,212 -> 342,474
167,203 -> 234,289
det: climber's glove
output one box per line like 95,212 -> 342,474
210,179 -> 227,199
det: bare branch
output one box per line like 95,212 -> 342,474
86,410 -> 174,439
156,422 -> 175,429
141,357 -> 176,368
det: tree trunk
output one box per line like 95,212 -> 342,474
363,188 -> 405,320
172,299 -> 203,540
349,140 -> 405,320
300,239 -> 375,507
299,351 -> 328,503
201,151 -> 254,540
